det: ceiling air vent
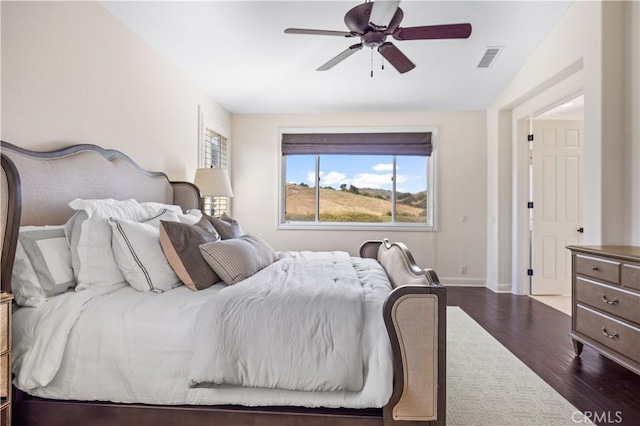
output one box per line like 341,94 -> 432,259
477,47 -> 503,68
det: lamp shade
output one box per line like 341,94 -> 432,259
194,168 -> 234,197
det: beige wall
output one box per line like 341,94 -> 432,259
231,111 -> 487,284
487,1 -> 639,293
1,1 -> 230,182
485,109 -> 512,293
486,1 -> 591,293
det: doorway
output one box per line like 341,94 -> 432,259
529,95 -> 584,296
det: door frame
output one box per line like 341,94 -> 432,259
510,70 -> 584,295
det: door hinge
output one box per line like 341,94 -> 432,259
528,134 -> 534,142
527,269 -> 534,276
528,202 -> 534,209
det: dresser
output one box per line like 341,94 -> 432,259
568,246 -> 640,375
1,293 -> 12,426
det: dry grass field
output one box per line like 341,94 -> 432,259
285,184 -> 426,222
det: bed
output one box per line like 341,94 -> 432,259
0,141 -> 446,426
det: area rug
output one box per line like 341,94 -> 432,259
447,306 -> 591,425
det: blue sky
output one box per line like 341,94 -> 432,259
286,155 -> 427,193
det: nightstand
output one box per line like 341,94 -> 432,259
1,293 -> 12,426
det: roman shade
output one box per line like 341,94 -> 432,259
281,132 -> 432,156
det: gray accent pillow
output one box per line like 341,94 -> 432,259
159,217 -> 222,291
199,234 -> 278,285
208,212 -> 243,240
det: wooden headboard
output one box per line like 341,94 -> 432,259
0,141 -> 201,293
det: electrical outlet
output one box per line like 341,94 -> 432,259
460,265 -> 467,275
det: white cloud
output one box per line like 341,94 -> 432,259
307,171 -> 351,186
351,173 -> 409,189
372,163 -> 394,172
304,170 -> 411,189
352,173 -> 386,188
306,171 -> 316,183
321,171 -> 350,186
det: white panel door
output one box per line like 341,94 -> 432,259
531,120 -> 583,295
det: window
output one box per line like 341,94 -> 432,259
199,108 -> 229,216
280,128 -> 436,230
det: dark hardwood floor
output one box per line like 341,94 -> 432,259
447,287 -> 640,426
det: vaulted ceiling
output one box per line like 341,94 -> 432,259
102,1 -> 572,114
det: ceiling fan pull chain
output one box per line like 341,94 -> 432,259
382,57 -> 385,71
371,48 -> 374,77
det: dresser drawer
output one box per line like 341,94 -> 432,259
575,305 -> 640,362
576,278 -> 640,323
576,255 -> 620,284
0,302 -> 7,354
622,263 -> 640,291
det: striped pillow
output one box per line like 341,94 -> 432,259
109,210 -> 183,292
199,235 -> 278,285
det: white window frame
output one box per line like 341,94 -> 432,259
198,106 -> 231,216
277,126 -> 438,231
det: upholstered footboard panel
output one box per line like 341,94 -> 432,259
360,240 -> 446,426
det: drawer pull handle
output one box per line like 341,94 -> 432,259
601,295 -> 619,305
591,266 -> 599,271
601,327 -> 619,339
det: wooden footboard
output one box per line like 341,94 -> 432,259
360,240 -> 446,426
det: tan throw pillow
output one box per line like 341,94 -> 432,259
208,212 -> 244,240
159,217 -> 222,291
199,234 -> 278,285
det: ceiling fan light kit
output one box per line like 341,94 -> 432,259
284,0 -> 472,74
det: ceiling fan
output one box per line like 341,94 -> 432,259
284,0 -> 472,74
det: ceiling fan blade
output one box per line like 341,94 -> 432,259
285,28 -> 355,37
369,0 -> 401,30
393,23 -> 472,40
317,43 -> 363,71
377,42 -> 415,73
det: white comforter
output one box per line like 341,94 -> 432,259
189,251 -> 365,392
12,256 -> 394,408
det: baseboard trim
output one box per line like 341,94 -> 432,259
440,278 -> 486,287
486,280 -> 512,293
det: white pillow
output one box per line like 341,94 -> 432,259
179,209 -> 203,225
139,202 -> 202,225
109,210 -> 182,292
140,202 -> 184,216
66,199 -> 150,290
12,225 -> 74,307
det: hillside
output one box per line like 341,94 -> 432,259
285,184 -> 426,222
358,188 -> 427,209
